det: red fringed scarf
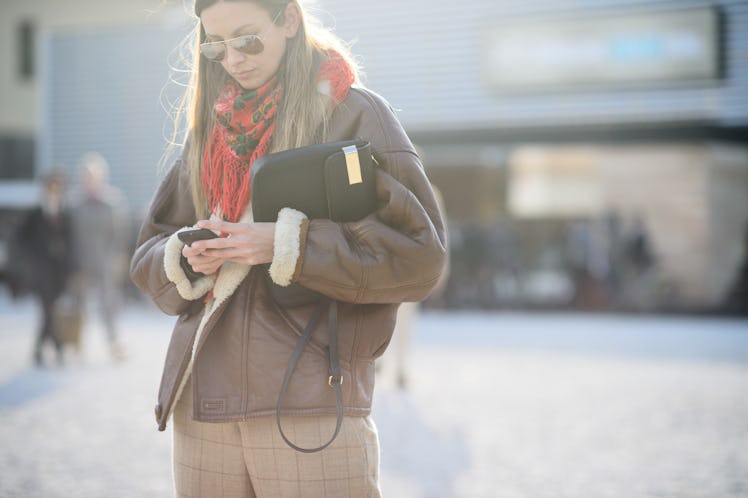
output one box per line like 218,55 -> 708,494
202,51 -> 356,223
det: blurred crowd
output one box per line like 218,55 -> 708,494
1,153 -> 130,366
1,156 -> 746,369
437,212 -> 748,315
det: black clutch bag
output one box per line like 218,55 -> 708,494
251,138 -> 378,306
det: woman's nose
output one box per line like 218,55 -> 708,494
224,44 -> 246,66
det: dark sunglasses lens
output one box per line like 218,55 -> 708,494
200,44 -> 225,62
231,35 -> 264,55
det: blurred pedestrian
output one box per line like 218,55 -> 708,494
130,0 -> 446,496
620,214 -> 658,311
563,219 -> 591,305
723,222 -> 748,315
600,210 -> 625,309
71,152 -> 130,360
15,170 -> 77,366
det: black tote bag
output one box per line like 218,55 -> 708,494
250,139 -> 378,453
251,138 -> 378,306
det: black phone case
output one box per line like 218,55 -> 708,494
178,228 -> 218,246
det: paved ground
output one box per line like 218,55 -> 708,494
1,293 -> 747,498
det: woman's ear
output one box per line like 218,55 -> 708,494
282,2 -> 301,38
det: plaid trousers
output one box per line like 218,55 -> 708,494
172,378 -> 381,497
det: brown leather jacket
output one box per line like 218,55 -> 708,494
130,87 -> 447,431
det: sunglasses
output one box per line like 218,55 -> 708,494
200,34 -> 265,61
199,9 -> 283,62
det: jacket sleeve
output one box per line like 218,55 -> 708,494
129,149 -> 216,315
268,89 -> 448,304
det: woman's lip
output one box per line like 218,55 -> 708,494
233,69 -> 256,79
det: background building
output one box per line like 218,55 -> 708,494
316,0 -> 748,311
0,0 -> 185,290
1,0 -> 746,311
0,0 -> 186,207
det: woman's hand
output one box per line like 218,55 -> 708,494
181,219 -> 275,275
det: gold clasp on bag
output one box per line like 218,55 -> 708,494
328,375 -> 343,386
342,145 -> 363,185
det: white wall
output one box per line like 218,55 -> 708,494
0,0 -> 186,135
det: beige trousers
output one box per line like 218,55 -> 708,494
172,379 -> 381,498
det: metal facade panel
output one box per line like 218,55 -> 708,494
317,0 -> 748,132
39,25 -> 185,211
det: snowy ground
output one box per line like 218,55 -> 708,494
1,294 -> 747,497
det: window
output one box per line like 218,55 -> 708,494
18,20 -> 35,81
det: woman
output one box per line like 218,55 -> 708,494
130,1 -> 446,496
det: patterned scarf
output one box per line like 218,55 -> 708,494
202,51 -> 355,223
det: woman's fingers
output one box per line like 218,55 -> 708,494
185,221 -> 276,266
196,219 -> 240,234
190,236 -> 231,252
185,251 -> 222,275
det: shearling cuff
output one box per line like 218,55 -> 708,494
164,228 -> 217,300
269,208 -> 308,287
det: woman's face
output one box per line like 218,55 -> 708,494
200,2 -> 298,90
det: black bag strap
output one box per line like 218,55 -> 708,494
276,299 -> 343,453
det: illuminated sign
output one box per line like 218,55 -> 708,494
485,7 -> 720,90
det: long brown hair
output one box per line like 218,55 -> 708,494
171,0 -> 360,218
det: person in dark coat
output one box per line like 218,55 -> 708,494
15,170 -> 77,366
723,223 -> 748,315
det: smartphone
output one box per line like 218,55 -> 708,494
178,228 -> 219,246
